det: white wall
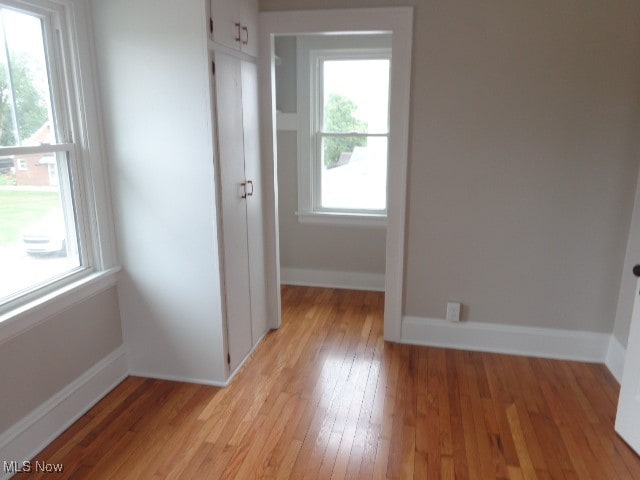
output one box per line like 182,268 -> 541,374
91,0 -> 227,383
614,165 -> 640,347
262,0 -> 640,333
277,131 -> 387,274
0,287 -> 122,432
275,37 -> 297,114
0,0 -> 124,461
275,35 -> 387,280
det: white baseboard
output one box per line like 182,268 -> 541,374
130,329 -> 272,389
0,346 -> 128,479
280,267 -> 385,292
605,335 -> 626,384
127,370 -> 227,388
401,316 -> 610,363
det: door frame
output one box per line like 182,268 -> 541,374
258,7 -> 414,341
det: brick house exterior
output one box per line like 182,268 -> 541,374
13,123 -> 58,187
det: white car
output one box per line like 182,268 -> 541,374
21,214 -> 67,256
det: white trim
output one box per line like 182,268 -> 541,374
296,211 -> 386,228
67,0 -> 119,271
0,267 -> 120,345
276,112 -> 298,131
300,42 -> 392,217
0,144 -> 74,156
401,316 -> 610,363
281,267 -> 385,292
606,335 -> 626,384
208,38 -> 257,64
0,346 -> 128,479
259,7 -> 413,340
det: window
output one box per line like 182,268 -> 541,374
316,53 -> 390,212
296,36 -> 392,224
0,1 -> 92,308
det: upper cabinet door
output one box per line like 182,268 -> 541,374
211,0 -> 241,51
211,0 -> 257,57
238,0 -> 258,57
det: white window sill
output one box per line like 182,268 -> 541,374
296,211 -> 387,228
0,267 -> 121,344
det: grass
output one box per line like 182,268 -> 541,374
0,189 -> 60,247
0,174 -> 16,186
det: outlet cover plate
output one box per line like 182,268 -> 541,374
447,302 -> 461,322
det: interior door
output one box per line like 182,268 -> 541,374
615,265 -> 640,454
213,51 -> 253,372
241,59 -> 268,344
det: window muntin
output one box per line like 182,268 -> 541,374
0,1 -> 89,308
311,52 -> 390,215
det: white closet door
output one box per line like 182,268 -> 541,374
214,52 -> 252,372
616,274 -> 640,454
241,60 -> 268,344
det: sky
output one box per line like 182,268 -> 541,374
322,58 -> 390,134
0,7 -> 53,145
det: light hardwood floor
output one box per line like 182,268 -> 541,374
24,286 -> 640,479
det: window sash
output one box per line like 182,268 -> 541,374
0,143 -> 75,156
0,0 -> 92,313
313,132 -> 388,214
308,50 -> 390,215
317,53 -> 391,136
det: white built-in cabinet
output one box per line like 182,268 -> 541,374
211,0 -> 267,373
212,51 -> 267,372
210,0 -> 258,57
91,0 -> 268,385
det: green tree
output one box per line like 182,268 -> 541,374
323,94 -> 367,168
0,53 -> 48,146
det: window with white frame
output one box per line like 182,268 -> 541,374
297,36 -> 392,223
0,0 -> 93,308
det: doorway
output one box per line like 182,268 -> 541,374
273,33 -> 389,297
258,7 -> 414,341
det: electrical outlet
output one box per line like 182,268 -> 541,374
446,302 -> 461,322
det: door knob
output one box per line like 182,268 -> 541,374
633,265 -> 640,277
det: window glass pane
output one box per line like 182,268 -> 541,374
0,151 -> 80,301
322,59 -> 390,134
320,136 -> 387,211
0,7 -> 54,147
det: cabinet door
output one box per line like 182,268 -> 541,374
238,0 -> 258,57
241,60 -> 267,344
211,0 -> 241,51
213,52 -> 252,372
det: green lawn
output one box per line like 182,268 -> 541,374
0,190 -> 60,247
